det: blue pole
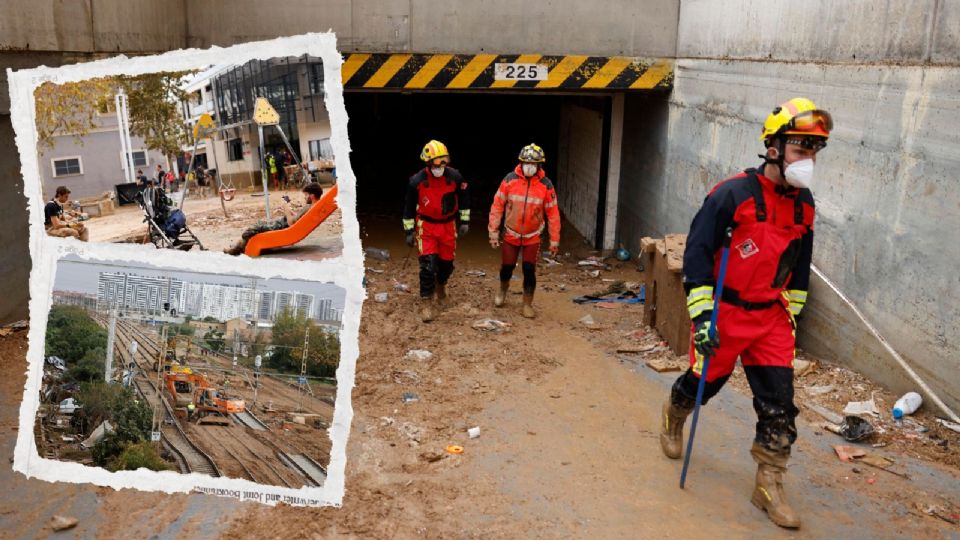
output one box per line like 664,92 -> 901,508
680,226 -> 733,489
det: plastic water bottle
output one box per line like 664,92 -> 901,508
892,392 -> 922,419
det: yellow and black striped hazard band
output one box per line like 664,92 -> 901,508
342,54 -> 672,91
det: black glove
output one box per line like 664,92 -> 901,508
405,231 -> 415,247
692,314 -> 719,357
458,223 -> 469,236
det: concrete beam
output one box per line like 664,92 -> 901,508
602,94 -> 624,250
678,0 -> 958,66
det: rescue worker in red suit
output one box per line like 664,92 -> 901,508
403,140 -> 470,322
659,98 -> 833,529
488,143 -> 561,318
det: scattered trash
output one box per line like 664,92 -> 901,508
808,403 -> 845,425
587,270 -> 600,278
573,289 -> 643,305
843,395 -> 880,417
936,418 -> 960,433
472,319 -> 512,332
405,349 -> 433,362
58,397 -> 81,414
860,454 -> 895,469
402,392 -> 420,403
542,257 -> 562,267
615,247 -> 631,261
833,445 -> 867,462
50,516 -> 78,532
468,426 -> 481,439
793,358 -> 815,377
465,270 -> 486,277
392,370 -> 421,384
393,280 -> 411,292
374,292 -> 389,303
892,391 -> 922,419
366,267 -> 384,274
578,314 -> 595,327
840,415 -> 875,442
420,451 -> 444,463
804,384 -> 835,396
364,246 -> 391,260
446,445 -> 464,454
866,478 -> 876,485
646,358 -> 683,373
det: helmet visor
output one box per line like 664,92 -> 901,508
786,109 -> 833,136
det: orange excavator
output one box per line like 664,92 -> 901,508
160,363 -> 245,425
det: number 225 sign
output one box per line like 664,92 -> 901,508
494,63 -> 548,81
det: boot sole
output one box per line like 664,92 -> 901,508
751,491 -> 800,529
659,434 -> 682,459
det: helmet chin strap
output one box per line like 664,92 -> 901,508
758,137 -> 786,179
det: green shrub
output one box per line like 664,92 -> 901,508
108,441 -> 171,472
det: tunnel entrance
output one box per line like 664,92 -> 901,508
345,92 -> 611,246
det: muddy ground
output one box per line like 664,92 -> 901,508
2,217 -> 959,538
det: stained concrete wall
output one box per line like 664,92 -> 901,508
614,0 -> 960,413
556,102 -> 603,244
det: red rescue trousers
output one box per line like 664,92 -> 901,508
689,301 -> 796,382
417,220 -> 456,261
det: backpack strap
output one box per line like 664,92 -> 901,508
794,194 -> 803,225
743,168 -> 767,222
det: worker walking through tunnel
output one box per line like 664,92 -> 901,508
488,143 -> 561,318
659,97 -> 833,529
403,140 -> 471,322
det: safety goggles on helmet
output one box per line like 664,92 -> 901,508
784,136 -> 828,152
779,109 -> 833,138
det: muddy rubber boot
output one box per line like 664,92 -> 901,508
494,281 -> 509,307
435,282 -> 447,308
659,399 -> 693,459
750,442 -> 801,529
419,299 -> 435,323
521,291 -> 536,318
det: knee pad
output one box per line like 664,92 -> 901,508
437,259 -> 454,284
521,262 -> 536,292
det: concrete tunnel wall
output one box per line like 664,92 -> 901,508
615,0 -> 960,413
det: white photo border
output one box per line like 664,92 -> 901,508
8,32 -> 363,507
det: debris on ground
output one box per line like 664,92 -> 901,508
374,292 -> 389,303
402,392 -> 420,403
405,350 -> 433,362
472,319 -> 512,332
50,516 -> 78,532
645,357 -> 684,373
834,445 -> 867,462
464,270 -> 486,277
578,314 -> 596,327
446,445 -> 464,454
364,246 -> 391,260
840,415 -> 876,442
393,280 -> 411,292
937,418 -> 960,434
804,384 -> 835,396
844,395 -> 880,417
468,427 -> 481,439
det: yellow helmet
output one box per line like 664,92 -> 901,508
518,143 -> 546,163
420,140 -> 450,163
760,97 -> 833,143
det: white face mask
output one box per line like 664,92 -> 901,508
522,164 -> 538,177
784,158 -> 815,189
430,166 -> 445,177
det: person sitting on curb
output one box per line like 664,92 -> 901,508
223,182 -> 324,255
45,186 -> 89,241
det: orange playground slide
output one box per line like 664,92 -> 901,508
244,184 -> 338,257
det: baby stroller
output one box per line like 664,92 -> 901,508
136,186 -> 205,251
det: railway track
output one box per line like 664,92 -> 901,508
101,316 -> 221,477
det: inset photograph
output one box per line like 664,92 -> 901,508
38,255 -> 343,488
33,56 -> 341,260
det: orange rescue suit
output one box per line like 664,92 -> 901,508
488,165 -> 561,248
